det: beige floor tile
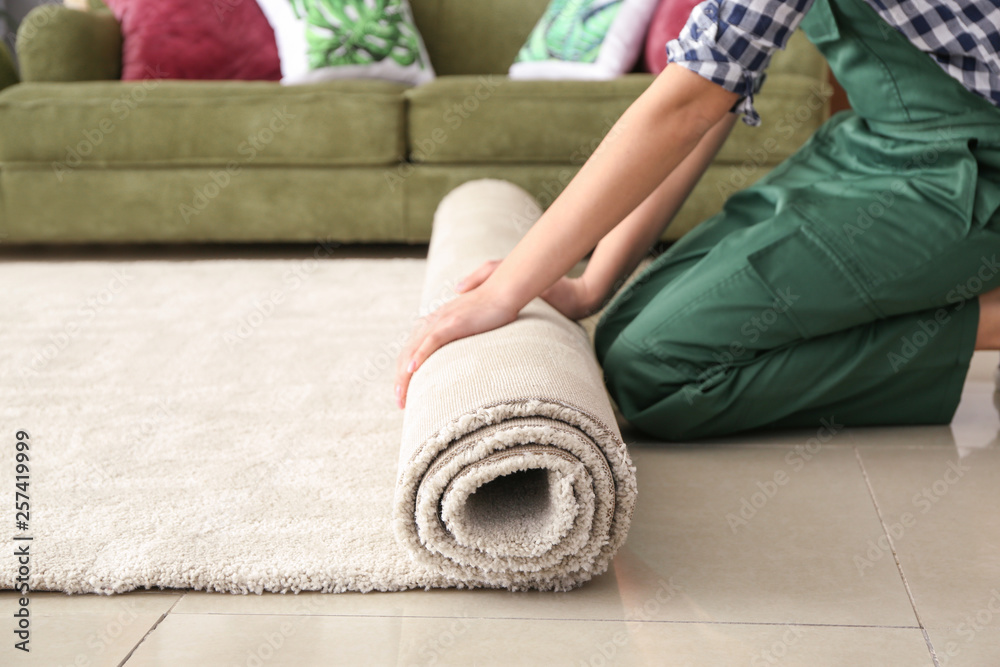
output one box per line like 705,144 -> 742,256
636,427 -> 859,448
852,357 -> 1000,663
171,572 -> 638,621
0,589 -> 181,615
926,628 -> 1000,667
844,424 -> 967,449
949,357 -> 1000,455
617,444 -> 920,626
4,612 -> 164,666
964,350 -> 998,385
123,612 -> 932,667
7,332 -> 991,666
0,590 -> 179,667
124,613 -> 400,667
833,351 -> 1000,453
841,413 -> 999,452
0,590 -> 179,666
177,444 -> 915,627
856,445 -> 1000,637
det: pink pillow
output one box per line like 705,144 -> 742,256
642,0 -> 704,74
104,0 -> 281,81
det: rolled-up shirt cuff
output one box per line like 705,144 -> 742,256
665,54 -> 765,126
731,82 -> 764,127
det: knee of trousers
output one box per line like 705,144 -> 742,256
600,332 -> 713,441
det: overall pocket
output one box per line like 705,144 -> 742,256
746,225 -> 883,340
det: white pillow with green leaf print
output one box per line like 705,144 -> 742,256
255,0 -> 434,85
510,0 -> 659,80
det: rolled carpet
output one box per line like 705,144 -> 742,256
394,179 -> 637,592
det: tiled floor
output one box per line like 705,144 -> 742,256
2,247 -> 998,666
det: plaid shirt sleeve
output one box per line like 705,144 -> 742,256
666,0 -> 816,126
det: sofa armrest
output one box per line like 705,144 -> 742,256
0,43 -> 17,92
15,5 -> 121,82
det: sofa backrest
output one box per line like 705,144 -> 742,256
64,0 -> 823,82
409,0 -> 549,75
410,1 -> 826,81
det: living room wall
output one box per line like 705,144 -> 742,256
8,0 -> 47,24
3,0 -> 50,62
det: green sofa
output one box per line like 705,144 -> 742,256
0,0 -> 830,245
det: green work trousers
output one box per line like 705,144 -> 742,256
594,0 -> 1000,440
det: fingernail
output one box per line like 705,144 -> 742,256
455,281 -> 465,291
395,384 -> 401,398
407,359 -> 416,373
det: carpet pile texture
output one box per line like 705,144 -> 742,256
0,180 -> 635,594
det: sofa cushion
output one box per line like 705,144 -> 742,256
105,0 -> 281,81
1,165 -> 404,243
409,0 -> 549,76
0,79 -> 407,168
400,162 -> 775,242
405,74 -> 653,164
405,73 -> 826,166
15,5 -> 123,82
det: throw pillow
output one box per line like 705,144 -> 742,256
104,0 -> 281,81
642,0 -> 703,74
254,0 -> 434,86
509,0 -> 659,80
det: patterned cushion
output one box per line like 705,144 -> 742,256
509,0 -> 658,80
255,0 -> 435,85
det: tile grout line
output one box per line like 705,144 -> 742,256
162,609 -> 919,629
116,593 -> 185,666
853,446 -> 941,667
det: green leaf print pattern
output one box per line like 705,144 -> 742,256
517,0 -> 623,64
289,0 -> 424,69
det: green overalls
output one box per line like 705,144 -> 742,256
593,0 -> 1000,440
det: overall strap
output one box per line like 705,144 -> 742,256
799,0 -> 1000,138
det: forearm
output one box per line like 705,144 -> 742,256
580,112 -> 738,310
481,65 -> 740,313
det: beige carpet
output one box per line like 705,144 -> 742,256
0,180 -> 635,594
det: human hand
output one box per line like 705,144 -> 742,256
458,260 -> 598,321
394,284 -> 519,409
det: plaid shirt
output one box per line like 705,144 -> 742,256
667,0 -> 1000,126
